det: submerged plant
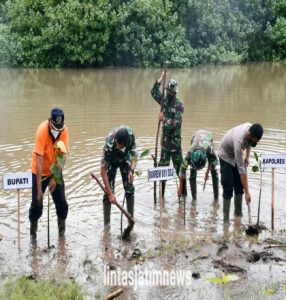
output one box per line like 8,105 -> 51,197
207,272 -> 240,299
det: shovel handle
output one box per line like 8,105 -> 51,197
91,173 -> 134,224
248,203 -> 252,225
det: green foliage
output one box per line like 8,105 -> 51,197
0,0 -> 285,67
113,0 -> 195,67
134,148 -> 150,177
0,275 -> 83,300
207,272 -> 240,285
252,151 -> 261,172
50,140 -> 68,184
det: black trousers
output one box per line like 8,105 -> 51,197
29,174 -> 68,222
219,158 -> 243,199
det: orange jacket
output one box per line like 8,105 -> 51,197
31,120 -> 69,176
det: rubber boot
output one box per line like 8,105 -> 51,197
103,200 -> 111,228
30,220 -> 38,238
223,198 -> 231,225
189,178 -> 197,201
234,194 -> 243,217
211,169 -> 219,201
126,196 -> 134,218
58,218 -> 66,236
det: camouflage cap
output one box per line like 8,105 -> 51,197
190,148 -> 207,170
166,79 -> 178,94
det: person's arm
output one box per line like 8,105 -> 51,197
234,141 -> 251,204
100,164 -> 116,204
150,70 -> 166,104
240,173 -> 251,204
128,158 -> 136,184
36,154 -> 44,204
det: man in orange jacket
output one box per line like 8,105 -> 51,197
29,108 -> 69,238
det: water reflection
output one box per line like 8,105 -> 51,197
0,64 -> 286,298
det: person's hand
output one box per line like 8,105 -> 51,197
158,112 -> 164,122
128,170 -> 134,184
48,178 -> 57,194
158,70 -> 166,84
37,189 -> 43,204
108,193 -> 117,204
245,191 -> 251,205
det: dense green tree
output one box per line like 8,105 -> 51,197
112,0 -> 195,67
0,0 -> 285,67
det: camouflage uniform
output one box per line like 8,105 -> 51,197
101,126 -> 138,226
151,81 -> 185,195
179,130 -> 219,201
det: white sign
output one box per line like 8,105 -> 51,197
148,166 -> 175,182
3,172 -> 32,190
261,154 -> 286,169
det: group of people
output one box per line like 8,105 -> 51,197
29,70 -> 263,239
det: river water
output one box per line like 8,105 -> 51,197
0,63 -> 286,299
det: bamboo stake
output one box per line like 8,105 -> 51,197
105,288 -> 124,300
17,189 -> 20,250
48,191 -> 50,248
154,64 -> 167,203
271,168 -> 275,231
160,181 -> 163,242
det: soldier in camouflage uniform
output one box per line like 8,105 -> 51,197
151,70 -> 186,197
100,126 -> 138,227
178,130 -> 219,202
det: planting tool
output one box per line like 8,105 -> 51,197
245,203 -> 259,235
91,173 -> 135,240
245,166 -> 259,235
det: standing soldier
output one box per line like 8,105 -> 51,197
29,108 -> 69,238
151,70 -> 186,197
218,123 -> 263,225
178,130 -> 219,203
100,126 -> 138,228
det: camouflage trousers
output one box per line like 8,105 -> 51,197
103,163 -> 134,226
159,148 -> 186,196
189,166 -> 219,201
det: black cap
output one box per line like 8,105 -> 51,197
50,107 -> 64,131
115,128 -> 129,146
249,123 -> 263,140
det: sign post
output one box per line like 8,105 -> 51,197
261,154 -> 286,231
2,172 -> 32,249
148,166 -> 175,241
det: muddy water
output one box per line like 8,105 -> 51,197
0,63 -> 286,299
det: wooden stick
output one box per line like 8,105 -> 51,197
48,191 -> 50,248
271,168 -> 275,231
91,173 -> 133,223
154,65 -> 167,203
17,189 -> 20,250
160,181 -> 163,242
105,288 -> 124,300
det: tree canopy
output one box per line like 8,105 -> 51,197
0,0 -> 285,67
